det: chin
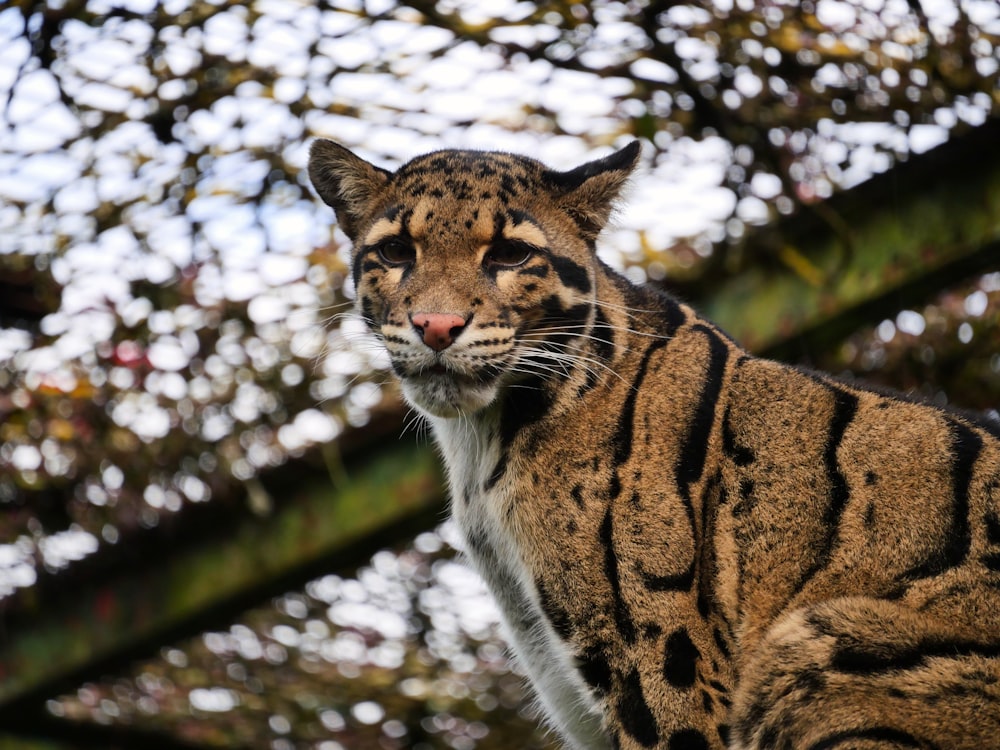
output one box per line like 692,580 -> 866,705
401,377 -> 499,419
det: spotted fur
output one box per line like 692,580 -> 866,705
309,139 -> 1000,750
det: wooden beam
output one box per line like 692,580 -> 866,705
0,442 -> 445,710
0,736 -> 73,750
697,119 -> 1000,359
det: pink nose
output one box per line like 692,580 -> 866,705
411,312 -> 468,352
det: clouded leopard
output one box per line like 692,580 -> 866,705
308,139 -> 1000,750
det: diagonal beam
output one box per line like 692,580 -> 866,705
0,441 -> 445,714
696,118 -> 1000,359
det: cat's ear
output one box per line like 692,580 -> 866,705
308,139 -> 391,242
545,141 -> 641,242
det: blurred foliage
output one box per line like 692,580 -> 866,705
817,273 -> 1000,413
52,525 -> 559,750
0,0 -> 998,747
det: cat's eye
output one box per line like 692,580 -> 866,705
485,241 -> 535,269
376,239 -> 416,266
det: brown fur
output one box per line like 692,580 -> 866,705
309,139 -> 1000,750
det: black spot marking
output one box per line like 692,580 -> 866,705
757,725 -> 780,750
737,693 -> 769,746
644,326 -> 728,594
359,297 -> 376,329
361,256 -> 387,275
491,209 -> 507,236
641,562 -> 694,592
716,482 -> 729,508
653,293 -> 687,338
464,525 -> 488,559
676,325 -> 729,491
580,306 -> 617,395
629,489 -> 642,510
601,508 -> 636,644
712,628 -> 731,660
824,388 -> 858,517
351,249 -> 367,288
617,668 -> 659,747
558,302 -> 592,326
579,646 -> 612,695
717,724 -> 731,747
986,512 -> 1000,546
507,208 -> 532,225
863,501 -> 877,529
591,307 -> 615,364
793,668 -> 826,698
721,404 -> 754,466
796,383 -> 858,589
570,484 -> 585,508
608,472 -> 622,500
904,419 -> 980,580
549,254 -> 592,294
500,173 -> 518,198
865,470 -> 878,485
612,338 -> 669,468
533,297 -> 590,346
484,453 -> 507,492
944,420 -> 980,564
663,628 -> 700,689
831,634 -> 1000,675
667,728 -> 709,750
518,264 -> 549,279
536,578 -> 572,640
498,375 -> 551,450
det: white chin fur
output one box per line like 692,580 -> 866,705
401,376 -> 498,418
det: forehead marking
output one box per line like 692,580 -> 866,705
363,216 -> 403,246
406,197 -> 435,239
502,221 -> 548,248
471,206 -> 496,239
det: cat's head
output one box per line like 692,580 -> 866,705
308,139 -> 640,418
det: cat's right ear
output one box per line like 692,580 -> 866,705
308,139 -> 391,242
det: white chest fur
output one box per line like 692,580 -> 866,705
429,416 -> 610,750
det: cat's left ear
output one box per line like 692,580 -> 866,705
545,141 -> 641,242
308,139 -> 391,242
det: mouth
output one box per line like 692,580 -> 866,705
405,361 -> 502,387
396,358 -> 508,417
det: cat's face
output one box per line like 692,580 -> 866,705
308,141 -> 640,417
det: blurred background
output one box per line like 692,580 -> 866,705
0,0 -> 998,748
